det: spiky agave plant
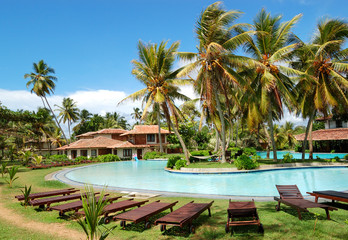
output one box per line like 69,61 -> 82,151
76,185 -> 116,240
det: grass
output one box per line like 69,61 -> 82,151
0,163 -> 348,239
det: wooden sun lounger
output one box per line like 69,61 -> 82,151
15,188 -> 77,201
225,200 -> 263,234
29,192 -> 91,210
274,185 -> 337,220
50,194 -> 119,216
307,190 -> 348,204
115,200 -> 178,229
76,199 -> 149,224
155,201 -> 214,233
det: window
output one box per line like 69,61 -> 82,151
91,149 -> 97,157
336,120 -> 342,128
147,134 -> 155,143
123,149 -> 132,157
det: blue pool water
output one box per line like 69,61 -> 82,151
257,151 -> 347,159
65,161 -> 348,196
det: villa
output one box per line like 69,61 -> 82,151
57,125 -> 173,159
295,116 -> 348,152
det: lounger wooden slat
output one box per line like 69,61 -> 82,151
225,200 -> 263,234
155,201 -> 214,233
274,185 -> 337,220
307,191 -> 348,203
15,188 -> 77,201
50,195 -> 119,216
29,192 -> 92,210
115,200 -> 178,229
76,199 -> 149,224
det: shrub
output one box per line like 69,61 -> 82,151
344,154 -> 348,160
333,156 -> 340,162
175,159 -> 187,170
243,147 -> 256,156
229,147 -> 242,159
97,154 -> 120,162
294,144 -> 302,152
283,153 -> 294,163
167,155 -> 182,169
143,151 -> 166,160
234,154 -> 259,170
316,156 -> 321,160
75,156 -> 88,162
331,150 -> 335,153
32,155 -> 43,165
49,154 -> 68,162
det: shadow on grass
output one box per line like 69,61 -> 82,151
323,201 -> 348,210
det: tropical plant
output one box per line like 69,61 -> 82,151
119,40 -> 192,162
235,154 -> 259,170
293,18 -> 348,160
20,150 -> 33,166
166,155 -> 182,168
175,159 -> 187,170
32,155 -> 43,165
20,185 -> 32,208
76,185 -> 116,240
1,162 -> 8,177
242,9 -> 303,161
55,97 -> 80,142
178,2 -> 252,163
5,166 -> 19,188
131,107 -> 143,124
24,60 -> 68,142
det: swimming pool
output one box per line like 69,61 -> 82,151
63,161 -> 348,197
256,151 -> 347,159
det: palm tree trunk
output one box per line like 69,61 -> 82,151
43,96 -> 68,143
268,110 -> 278,162
225,120 -> 232,149
68,120 -> 71,144
215,94 -> 226,163
263,124 -> 271,159
309,120 -> 314,160
301,110 -> 316,161
157,113 -> 163,153
235,119 -> 238,147
169,121 -> 190,164
214,126 -> 220,152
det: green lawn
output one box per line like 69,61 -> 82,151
1,164 -> 348,240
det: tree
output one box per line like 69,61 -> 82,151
242,9 -> 302,161
55,97 -> 80,142
178,2 -> 252,163
119,40 -> 192,162
294,18 -> 348,160
131,107 -> 143,125
24,60 -> 68,142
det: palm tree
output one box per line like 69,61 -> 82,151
131,107 -> 143,124
281,121 -> 298,149
119,40 -> 192,162
73,109 -> 92,134
24,60 -> 68,142
242,9 -> 303,161
177,2 -> 252,163
55,97 -> 80,142
294,18 -> 348,160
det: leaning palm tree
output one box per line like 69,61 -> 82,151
131,107 -> 143,124
294,18 -> 348,160
177,2 -> 252,163
242,9 -> 303,161
119,40 -> 192,162
55,97 -> 80,143
25,60 -> 68,142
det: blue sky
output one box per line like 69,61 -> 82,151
0,0 -> 347,127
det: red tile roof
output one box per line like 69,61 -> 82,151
295,128 -> 348,141
75,132 -> 96,138
121,125 -> 171,136
316,115 -> 332,121
57,136 -> 124,150
75,129 -> 127,138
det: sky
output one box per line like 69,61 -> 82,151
0,0 -> 347,132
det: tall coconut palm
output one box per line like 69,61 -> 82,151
177,2 -> 252,163
119,40 -> 192,162
131,107 -> 143,124
25,60 -> 68,142
242,9 -> 303,161
281,121 -> 298,149
294,18 -> 348,160
73,109 -> 92,134
55,97 -> 80,142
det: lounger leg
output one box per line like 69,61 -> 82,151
325,209 -> 330,220
297,209 -> 302,220
208,208 -> 211,217
276,201 -> 281,211
315,196 -> 319,203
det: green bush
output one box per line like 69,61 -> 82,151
243,147 -> 257,156
49,154 -> 68,162
294,144 -> 302,152
143,151 -> 166,160
333,156 -> 340,161
229,147 -> 242,159
75,156 -> 88,162
167,155 -> 182,169
283,153 -> 294,163
331,150 -> 335,153
97,154 -> 120,162
344,154 -> 348,160
175,159 -> 187,170
316,156 -> 321,160
234,154 -> 259,170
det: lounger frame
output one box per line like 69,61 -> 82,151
15,188 -> 77,201
307,191 -> 348,204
